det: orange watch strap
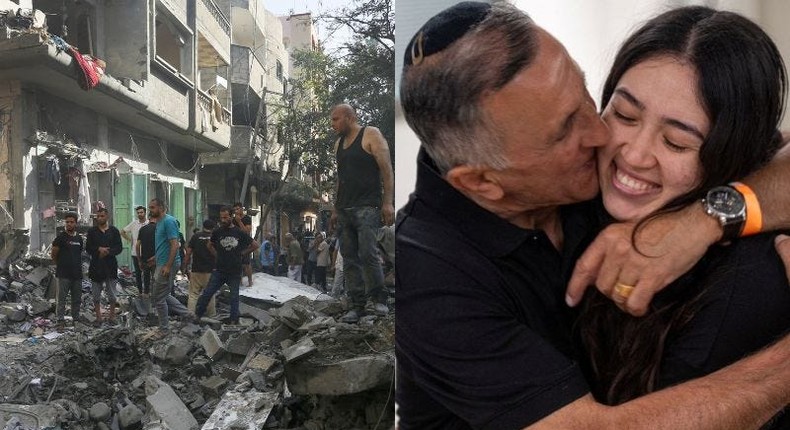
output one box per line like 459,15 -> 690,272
730,182 -> 762,236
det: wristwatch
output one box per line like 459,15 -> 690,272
702,185 -> 746,243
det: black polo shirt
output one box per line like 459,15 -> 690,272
52,231 -> 83,280
188,230 -> 215,273
396,150 -> 595,429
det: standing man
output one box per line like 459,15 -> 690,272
149,198 -> 181,336
121,206 -> 148,297
285,233 -> 303,282
315,232 -> 330,292
135,214 -> 157,302
329,103 -> 394,323
259,233 -> 276,275
85,208 -> 122,324
195,207 -> 258,325
232,202 -> 254,287
184,219 -> 216,317
51,212 -> 83,332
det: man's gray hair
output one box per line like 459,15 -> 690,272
400,3 -> 539,174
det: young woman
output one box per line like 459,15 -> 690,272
578,7 -> 790,428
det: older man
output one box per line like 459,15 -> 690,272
396,3 -> 790,429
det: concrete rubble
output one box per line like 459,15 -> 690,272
0,252 -> 395,429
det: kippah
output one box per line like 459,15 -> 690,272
404,2 -> 492,67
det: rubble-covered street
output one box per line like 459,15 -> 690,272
0,256 -> 395,429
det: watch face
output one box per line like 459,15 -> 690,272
709,188 -> 745,214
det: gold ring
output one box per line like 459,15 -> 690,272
614,282 -> 635,298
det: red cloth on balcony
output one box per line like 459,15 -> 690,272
67,47 -> 100,90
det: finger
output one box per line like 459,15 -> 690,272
624,282 -> 653,317
775,234 -> 790,282
595,254 -> 623,298
566,245 -> 606,306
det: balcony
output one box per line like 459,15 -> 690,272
230,44 -> 265,97
0,31 -> 230,152
201,125 -> 257,165
197,0 -> 231,62
196,88 -> 231,145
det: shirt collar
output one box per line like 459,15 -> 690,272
411,148 -> 535,258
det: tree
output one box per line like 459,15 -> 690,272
323,0 -> 394,161
256,49 -> 336,235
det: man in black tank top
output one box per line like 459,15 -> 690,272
329,104 -> 395,323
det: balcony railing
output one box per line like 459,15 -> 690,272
200,0 -> 230,37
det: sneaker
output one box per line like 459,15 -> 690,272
340,309 -> 363,324
373,302 -> 389,316
150,328 -> 169,341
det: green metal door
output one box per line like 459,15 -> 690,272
133,174 -> 148,214
113,173 -> 133,268
170,183 -> 185,237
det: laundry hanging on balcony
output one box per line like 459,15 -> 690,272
49,35 -> 105,90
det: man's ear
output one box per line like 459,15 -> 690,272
446,165 -> 504,201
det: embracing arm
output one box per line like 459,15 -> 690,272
567,146 -> 790,315
529,334 -> 790,430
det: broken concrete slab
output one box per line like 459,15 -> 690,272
119,403 -> 143,429
238,302 -> 271,324
275,301 -> 315,330
151,336 -> 193,365
297,316 -> 336,333
286,355 -> 395,395
199,375 -> 228,398
24,267 -> 50,287
282,337 -> 316,363
225,332 -> 256,356
0,403 -> 61,429
312,299 -> 345,316
145,376 -> 199,430
247,354 -> 278,373
199,328 -> 225,360
200,390 -> 279,430
0,304 -> 26,322
240,273 -> 331,305
265,322 -> 293,346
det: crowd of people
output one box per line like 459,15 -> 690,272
51,100 -> 395,335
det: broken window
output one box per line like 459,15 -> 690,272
155,7 -> 192,79
32,0 -> 94,54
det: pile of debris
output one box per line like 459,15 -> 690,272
0,256 -> 395,429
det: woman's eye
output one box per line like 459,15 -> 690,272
663,138 -> 688,153
613,110 -> 635,123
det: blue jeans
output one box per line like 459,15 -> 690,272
152,266 -> 177,329
337,206 -> 385,310
196,270 -> 241,322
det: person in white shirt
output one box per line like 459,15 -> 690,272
121,205 -> 149,295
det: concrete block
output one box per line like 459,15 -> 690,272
145,376 -> 199,430
285,354 -> 395,395
275,301 -> 314,330
282,337 -> 316,363
118,403 -> 143,430
0,303 -> 26,321
265,322 -> 293,346
25,267 -> 50,287
239,302 -> 271,323
27,296 -> 52,315
152,337 -> 193,365
199,375 -> 229,398
89,402 -> 111,421
225,332 -> 256,356
200,390 -> 278,430
296,316 -> 336,332
247,354 -> 277,373
199,328 -> 225,360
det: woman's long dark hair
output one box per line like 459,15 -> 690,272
579,6 -> 787,405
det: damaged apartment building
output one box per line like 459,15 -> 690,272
0,0 -> 234,267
